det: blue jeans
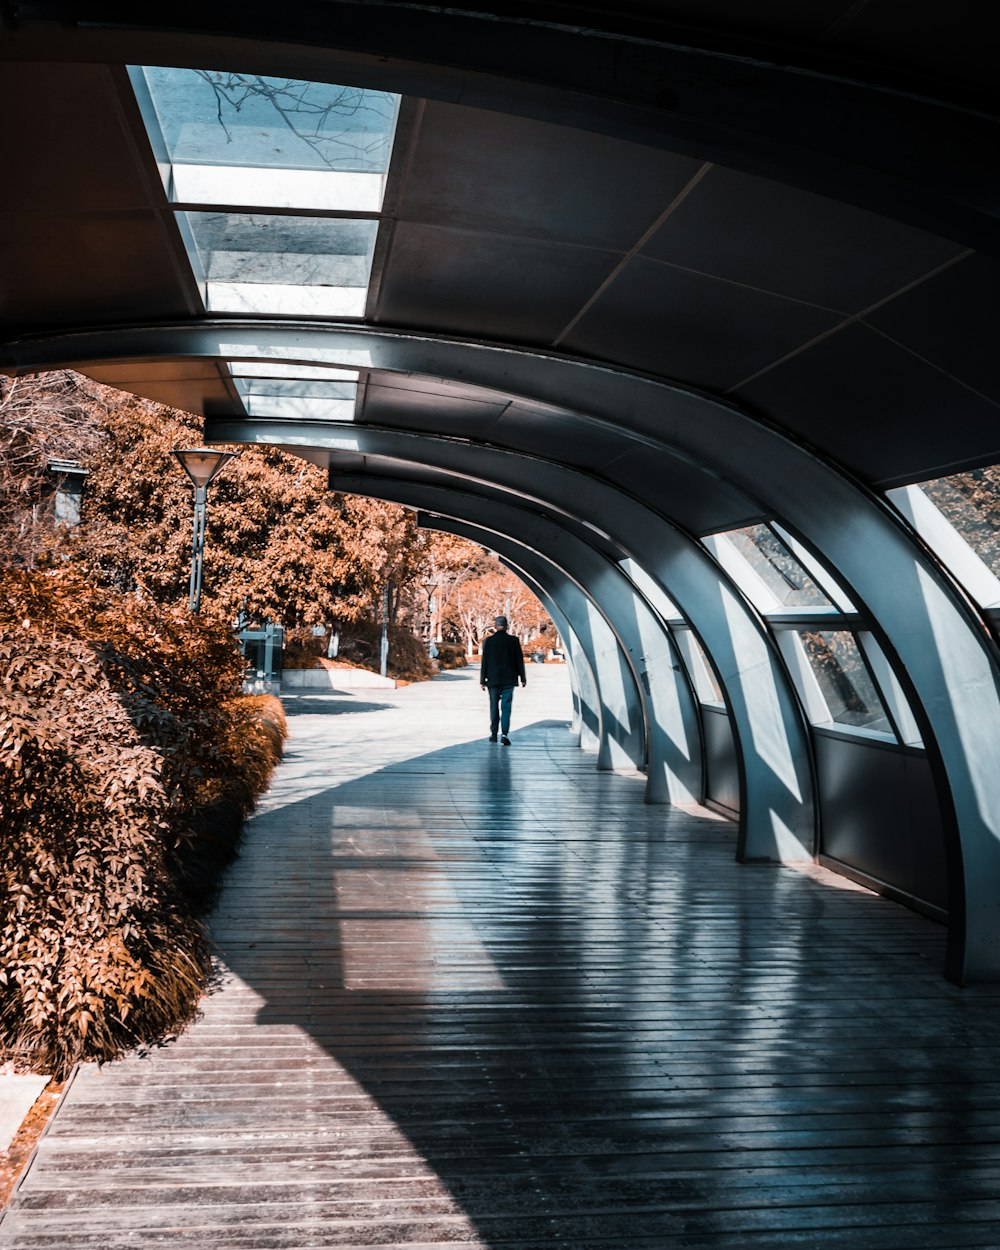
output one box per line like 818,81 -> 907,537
488,685 -> 514,736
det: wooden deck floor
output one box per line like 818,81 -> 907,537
5,665 -> 1000,1248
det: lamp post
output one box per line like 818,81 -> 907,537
173,447 -> 237,613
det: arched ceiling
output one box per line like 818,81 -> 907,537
1,1 -> 998,500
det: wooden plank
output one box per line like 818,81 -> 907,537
4,667 -> 1000,1248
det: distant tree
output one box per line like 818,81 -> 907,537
419,534 -> 493,644
452,566 -> 550,656
0,372 -> 103,566
38,375 -> 430,632
2,371 -> 551,654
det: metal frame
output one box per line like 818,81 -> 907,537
8,322 -> 1000,980
335,472 -> 704,804
241,417 -> 814,861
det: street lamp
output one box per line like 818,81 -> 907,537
173,447 -> 237,613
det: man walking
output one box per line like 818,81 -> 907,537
480,615 -> 527,745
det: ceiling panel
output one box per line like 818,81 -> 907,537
825,0 -> 994,93
0,64 -> 154,213
492,405 -> 638,468
82,361 -> 226,386
733,321 -> 1000,486
642,165 -> 965,314
611,0 -> 848,37
376,223 -> 621,343
365,373 -> 513,407
82,369 -> 236,417
864,253 -> 1000,407
563,256 -> 840,390
0,210 -> 192,334
598,443 -> 763,535
362,380 -> 509,433
400,102 -> 704,249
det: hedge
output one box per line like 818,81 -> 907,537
0,569 -> 286,1075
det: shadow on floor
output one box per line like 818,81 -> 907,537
281,695 -> 394,717
202,708 -> 988,1249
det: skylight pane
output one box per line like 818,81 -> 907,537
887,480 -> 1000,609
243,396 -> 357,421
219,342 -> 375,368
228,362 -> 358,381
170,166 -> 386,212
234,378 -> 357,400
183,213 -> 378,317
141,67 -> 398,174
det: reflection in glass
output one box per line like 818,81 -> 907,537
235,378 -> 357,401
183,212 -> 378,316
241,396 -> 357,421
229,362 -> 358,381
727,524 -> 830,608
917,468 -> 1000,579
674,629 -> 723,705
799,631 -> 892,733
141,67 -> 399,175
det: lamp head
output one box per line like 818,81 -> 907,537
173,447 -> 237,490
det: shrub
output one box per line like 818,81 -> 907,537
281,638 -> 323,670
0,627 -> 205,1075
335,621 -> 435,682
0,569 -> 286,1075
435,642 -> 468,669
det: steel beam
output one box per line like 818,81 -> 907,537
11,321 -> 999,979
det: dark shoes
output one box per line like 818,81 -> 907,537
489,734 -> 498,743
501,735 -> 511,746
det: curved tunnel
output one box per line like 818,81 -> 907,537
2,4 -> 999,982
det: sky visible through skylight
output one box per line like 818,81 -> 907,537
132,65 -> 402,420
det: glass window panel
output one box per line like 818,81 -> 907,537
912,468 -> 1000,580
726,524 -> 830,607
618,557 -> 682,621
141,67 -> 399,174
219,341 -> 375,368
183,213 -> 377,316
674,629 -> 723,705
170,166 -> 385,212
229,362 -> 358,381
857,632 -> 923,748
234,378 -> 357,401
243,396 -> 357,421
798,630 -> 892,734
771,522 -> 857,611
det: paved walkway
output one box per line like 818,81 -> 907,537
4,666 -> 1000,1248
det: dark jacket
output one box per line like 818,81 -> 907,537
480,630 -> 526,688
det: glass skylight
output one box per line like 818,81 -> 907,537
137,67 -> 398,209
182,213 -> 378,316
234,379 -> 357,401
917,470 -> 1000,571
229,362 -> 358,382
131,66 -> 400,320
229,369 -> 359,422
673,630 -> 723,705
241,396 -> 358,421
